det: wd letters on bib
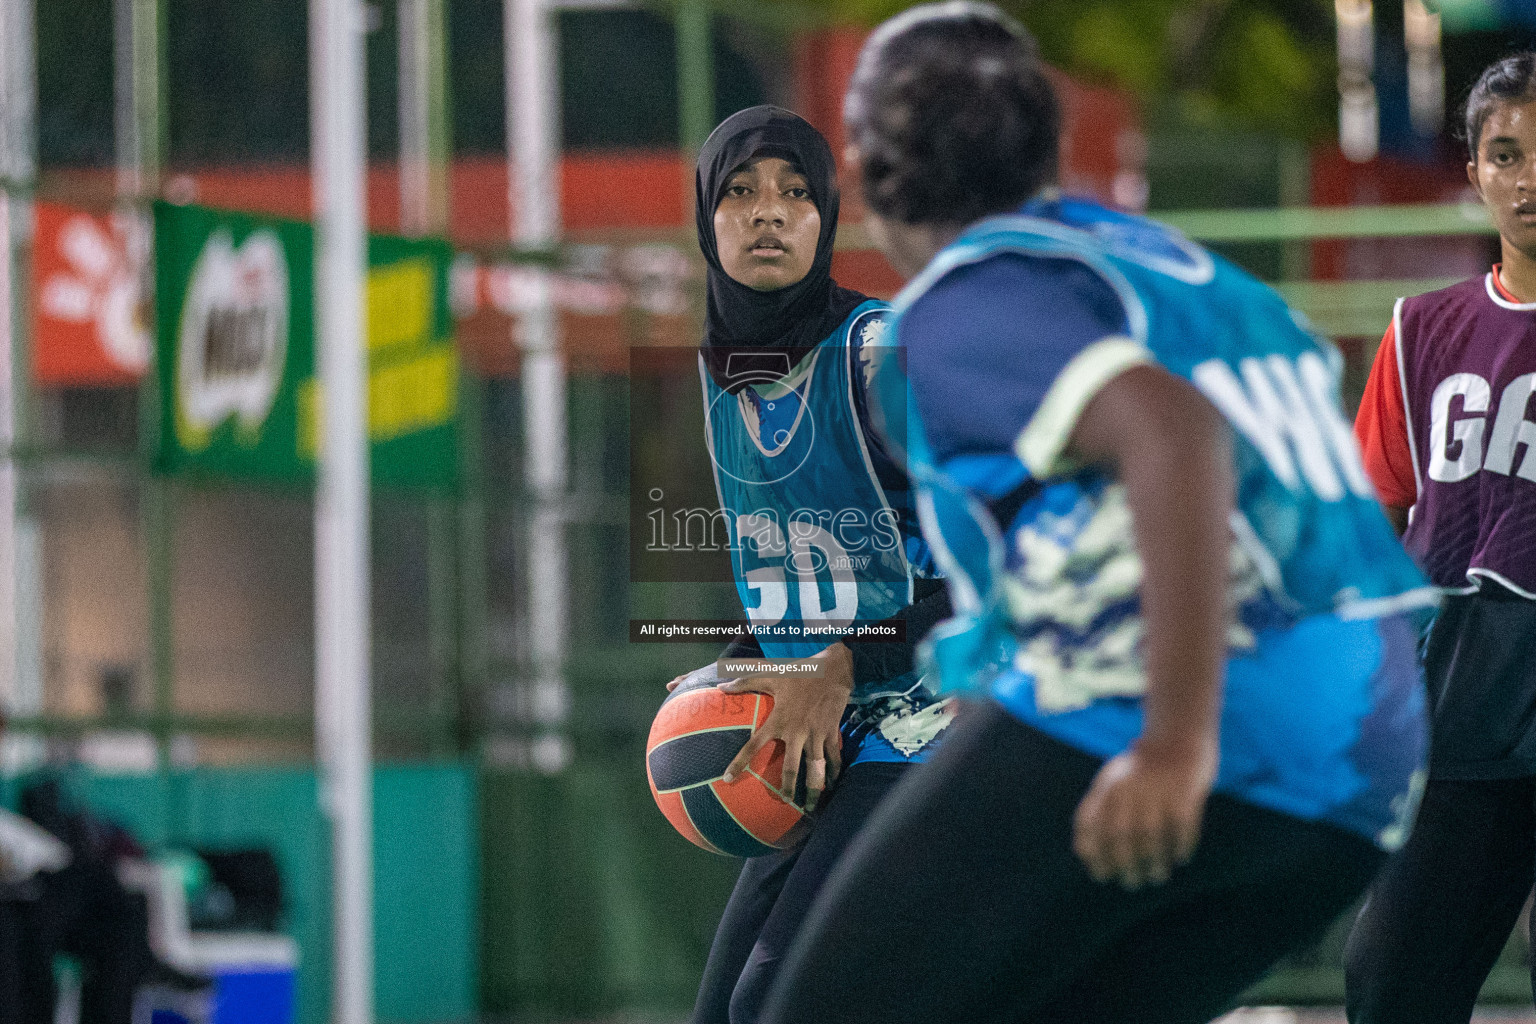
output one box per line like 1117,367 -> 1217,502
890,196 -> 1436,849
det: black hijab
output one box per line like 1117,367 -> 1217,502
697,106 -> 868,392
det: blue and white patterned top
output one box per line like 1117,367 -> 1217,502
880,196 -> 1435,848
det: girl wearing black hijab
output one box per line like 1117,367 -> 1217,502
669,105 -> 952,1024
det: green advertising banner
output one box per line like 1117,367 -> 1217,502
154,201 -> 459,490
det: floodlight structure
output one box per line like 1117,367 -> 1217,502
310,1 -> 374,1022
1405,0 -> 1445,138
1337,0 -> 1380,163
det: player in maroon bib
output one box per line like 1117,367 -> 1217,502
1392,275 -> 1536,593
1347,54 -> 1536,1024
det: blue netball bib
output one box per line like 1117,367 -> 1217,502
703,301 -> 950,764
886,198 -> 1433,847
896,199 -> 1436,634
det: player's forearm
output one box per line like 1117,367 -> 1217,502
1125,413 -> 1230,754
1068,366 -> 1230,752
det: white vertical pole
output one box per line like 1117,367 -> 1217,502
116,0 -> 171,764
505,0 -> 570,770
0,0 -> 38,751
0,0 -> 36,194
311,0 -> 374,1022
0,190 -> 16,728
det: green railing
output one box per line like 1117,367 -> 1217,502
1157,201 -> 1494,241
838,201 -> 1499,340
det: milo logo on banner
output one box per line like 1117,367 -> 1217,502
155,201 -> 459,489
174,227 -> 290,451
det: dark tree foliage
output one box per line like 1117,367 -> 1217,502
755,0 -> 1341,140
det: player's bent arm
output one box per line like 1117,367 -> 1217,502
1383,505 -> 1409,536
849,579 -> 951,683
1065,363 -> 1229,889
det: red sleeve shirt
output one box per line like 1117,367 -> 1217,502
1353,319 -> 1419,509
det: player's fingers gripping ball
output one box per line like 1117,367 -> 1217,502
646,663 -> 812,857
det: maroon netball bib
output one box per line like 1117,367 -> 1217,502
1398,272 -> 1536,596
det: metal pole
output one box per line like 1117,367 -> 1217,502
0,190 -> 15,738
311,0 -> 373,1021
398,0 -> 467,755
0,0 -> 40,768
0,0 -> 35,198
505,0 -> 570,770
114,0 -> 162,199
675,0 -> 714,154
117,0 -> 175,769
398,0 -> 447,237
507,0 -> 560,249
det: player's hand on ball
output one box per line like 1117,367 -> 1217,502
1072,732 -> 1217,890
717,642 -> 854,811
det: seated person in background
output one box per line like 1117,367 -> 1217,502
0,800 -> 68,1024
19,778 -> 204,1024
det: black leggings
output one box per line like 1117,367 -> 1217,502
760,700 -> 1385,1024
692,761 -> 912,1024
1346,776 -> 1536,1024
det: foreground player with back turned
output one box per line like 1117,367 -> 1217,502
759,6 -> 1437,1023
672,106 -> 952,1024
1346,54 -> 1536,1024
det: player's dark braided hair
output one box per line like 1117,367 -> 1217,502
844,1 -> 1060,226
1464,52 -> 1536,159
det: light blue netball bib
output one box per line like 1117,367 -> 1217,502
893,198 -> 1436,651
702,302 -> 928,705
884,198 -> 1432,848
